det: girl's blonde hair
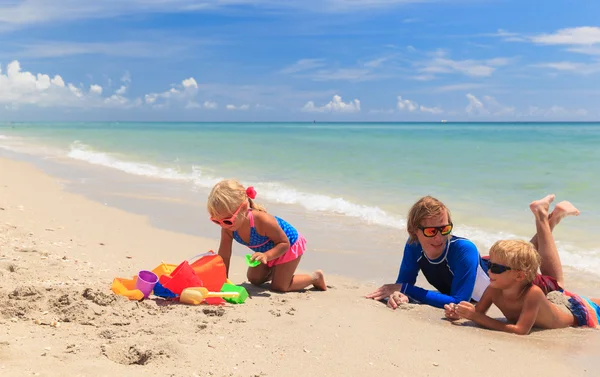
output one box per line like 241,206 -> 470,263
406,196 -> 452,244
489,240 -> 540,283
207,179 -> 266,218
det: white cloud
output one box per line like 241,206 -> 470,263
397,96 -> 417,112
226,104 -> 250,111
8,40 -> 192,58
0,60 -> 136,109
418,51 -> 511,78
433,83 -> 486,92
182,77 -> 199,89
396,95 -> 443,114
490,29 -> 526,42
363,56 -> 390,68
567,46 -> 600,56
411,74 -> 435,81
89,85 -> 103,95
465,93 -> 486,115
185,101 -> 201,109
419,105 -> 443,114
279,59 -> 326,74
121,72 -> 131,84
524,105 -> 588,118
369,108 -> 395,114
533,61 -> 600,75
143,77 -> 199,107
0,1 -> 435,30
203,101 -> 218,109
465,94 -> 515,116
531,27 -> 600,46
302,94 -> 361,113
305,68 -> 379,82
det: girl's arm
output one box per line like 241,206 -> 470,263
456,286 -> 543,335
218,228 -> 234,276
253,212 -> 290,261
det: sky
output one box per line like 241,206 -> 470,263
0,0 -> 599,122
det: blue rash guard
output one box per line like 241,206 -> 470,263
395,236 -> 490,308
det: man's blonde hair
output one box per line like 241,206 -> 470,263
406,196 -> 452,244
207,179 -> 266,218
489,240 -> 540,283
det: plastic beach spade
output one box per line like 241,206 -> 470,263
179,287 -> 240,305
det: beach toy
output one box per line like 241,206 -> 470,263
153,281 -> 178,299
111,277 -> 144,301
179,287 -> 240,305
188,251 -> 227,292
220,283 -> 249,304
159,260 -> 204,295
245,254 -> 261,267
152,262 -> 178,279
135,270 -> 159,299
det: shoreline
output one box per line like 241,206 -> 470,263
2,143 -> 600,293
1,156 -> 600,376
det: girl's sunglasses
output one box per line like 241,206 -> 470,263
210,202 -> 245,226
486,260 -> 512,274
418,223 -> 453,237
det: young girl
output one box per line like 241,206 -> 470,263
207,179 -> 327,293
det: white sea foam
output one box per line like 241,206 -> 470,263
65,141 -> 600,277
68,141 -> 189,181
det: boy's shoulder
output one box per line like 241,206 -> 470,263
522,283 -> 547,301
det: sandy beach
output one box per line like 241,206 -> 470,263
1,156 -> 599,377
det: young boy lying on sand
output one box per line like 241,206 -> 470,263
444,195 -> 600,335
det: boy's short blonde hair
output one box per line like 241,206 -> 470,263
406,196 -> 452,244
489,240 -> 540,283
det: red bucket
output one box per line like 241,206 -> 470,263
159,260 -> 203,295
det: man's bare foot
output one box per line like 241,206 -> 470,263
549,201 -> 580,227
312,270 -> 327,291
530,194 -> 555,219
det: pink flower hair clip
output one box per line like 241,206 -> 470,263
246,186 -> 257,199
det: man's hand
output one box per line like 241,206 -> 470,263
365,283 -> 402,301
387,291 -> 409,309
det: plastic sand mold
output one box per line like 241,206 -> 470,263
111,277 -> 144,301
245,254 -> 261,267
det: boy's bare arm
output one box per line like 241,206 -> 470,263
475,286 -> 494,314
467,288 -> 543,335
445,287 -> 494,320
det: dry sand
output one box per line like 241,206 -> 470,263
1,157 -> 599,377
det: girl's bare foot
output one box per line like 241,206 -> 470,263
312,270 -> 327,291
530,194 -> 555,220
549,201 -> 580,227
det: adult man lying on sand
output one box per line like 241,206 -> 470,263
366,196 -> 579,309
366,196 -> 489,308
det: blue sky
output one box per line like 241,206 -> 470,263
0,0 -> 599,121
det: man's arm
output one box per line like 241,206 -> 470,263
401,240 -> 481,308
395,243 -> 419,286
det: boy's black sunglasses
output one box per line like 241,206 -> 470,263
486,260 -> 512,274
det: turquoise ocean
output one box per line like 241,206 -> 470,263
2,122 -> 600,279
